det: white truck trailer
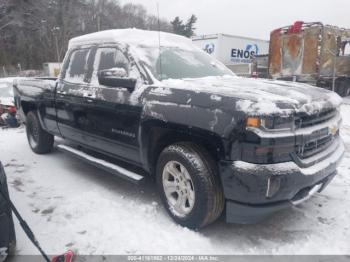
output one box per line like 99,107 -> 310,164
192,34 -> 269,77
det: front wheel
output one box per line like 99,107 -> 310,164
26,111 -> 54,154
156,142 -> 224,229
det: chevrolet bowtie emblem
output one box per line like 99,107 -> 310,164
329,125 -> 339,136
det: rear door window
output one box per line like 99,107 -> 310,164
64,49 -> 91,84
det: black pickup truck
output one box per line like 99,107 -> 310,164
13,29 -> 344,229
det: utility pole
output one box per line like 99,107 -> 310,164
18,63 -> 22,75
2,66 -> 7,77
97,0 -> 102,31
40,19 -> 47,41
97,14 -> 101,31
51,27 -> 61,63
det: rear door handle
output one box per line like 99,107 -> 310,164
86,99 -> 94,103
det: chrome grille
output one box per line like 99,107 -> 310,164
296,133 -> 338,159
294,108 -> 339,159
295,109 -> 337,128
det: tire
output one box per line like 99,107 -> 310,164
335,80 -> 345,97
335,79 -> 350,97
156,142 -> 224,229
26,111 -> 54,154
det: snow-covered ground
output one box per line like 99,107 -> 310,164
1,105 -> 350,255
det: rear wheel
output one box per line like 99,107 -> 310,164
26,111 -> 54,154
156,142 -> 224,229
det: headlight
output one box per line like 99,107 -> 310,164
246,116 -> 294,131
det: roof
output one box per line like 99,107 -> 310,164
192,33 -> 269,43
68,28 -> 195,50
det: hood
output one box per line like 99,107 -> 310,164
159,76 -> 342,116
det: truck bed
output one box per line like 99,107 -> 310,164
13,78 -> 57,123
13,78 -> 57,100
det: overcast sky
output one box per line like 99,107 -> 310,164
118,0 -> 350,40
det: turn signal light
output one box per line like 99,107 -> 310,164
246,117 -> 261,128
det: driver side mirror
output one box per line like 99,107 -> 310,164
98,68 -> 137,92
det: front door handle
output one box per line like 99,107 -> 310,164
57,90 -> 67,99
86,99 -> 94,103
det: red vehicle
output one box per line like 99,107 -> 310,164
0,78 -> 19,127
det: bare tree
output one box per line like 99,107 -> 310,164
0,0 -> 173,71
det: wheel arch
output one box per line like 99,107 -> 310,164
21,101 -> 37,116
140,120 -> 227,175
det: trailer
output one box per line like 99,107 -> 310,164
269,21 -> 350,96
192,34 -> 269,77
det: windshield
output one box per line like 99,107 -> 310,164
0,82 -> 13,97
143,47 -> 235,81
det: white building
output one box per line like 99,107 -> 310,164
192,34 -> 269,76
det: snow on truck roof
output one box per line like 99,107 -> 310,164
68,28 -> 195,50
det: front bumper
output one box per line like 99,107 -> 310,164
219,140 -> 345,224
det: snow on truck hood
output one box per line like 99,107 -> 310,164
160,76 -> 342,116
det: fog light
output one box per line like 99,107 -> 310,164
266,176 -> 281,198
